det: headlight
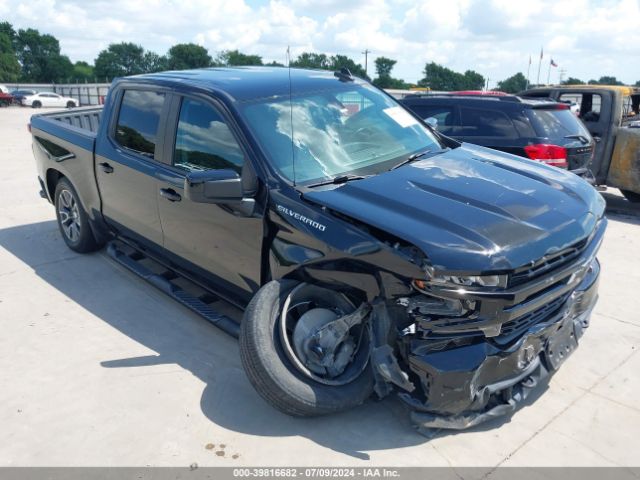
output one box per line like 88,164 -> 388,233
418,267 -> 508,288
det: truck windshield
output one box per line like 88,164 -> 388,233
239,83 -> 441,185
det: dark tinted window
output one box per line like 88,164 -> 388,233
174,98 -> 244,173
458,107 -> 518,137
526,108 -> 591,139
408,105 -> 455,134
115,90 -> 165,157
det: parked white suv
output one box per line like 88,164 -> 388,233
22,92 -> 78,108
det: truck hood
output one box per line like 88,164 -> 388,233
303,144 -> 606,272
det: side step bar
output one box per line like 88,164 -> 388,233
106,241 -> 240,338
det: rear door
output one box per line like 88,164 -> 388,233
155,94 -> 264,302
94,87 -> 168,247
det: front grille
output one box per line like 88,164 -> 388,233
509,237 -> 589,288
495,292 -> 571,344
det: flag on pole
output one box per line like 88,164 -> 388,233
540,47 -> 544,59
529,55 -> 532,65
550,58 -> 558,67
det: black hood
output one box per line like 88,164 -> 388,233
303,144 -> 606,273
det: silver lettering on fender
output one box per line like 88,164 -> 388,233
276,205 -> 327,232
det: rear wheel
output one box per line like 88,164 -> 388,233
54,178 -> 100,253
239,280 -> 374,417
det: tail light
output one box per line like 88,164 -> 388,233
524,144 -> 568,168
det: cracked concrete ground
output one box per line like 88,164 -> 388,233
1,106 -> 639,467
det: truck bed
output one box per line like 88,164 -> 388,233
38,106 -> 103,133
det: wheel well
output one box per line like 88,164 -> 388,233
45,169 -> 65,201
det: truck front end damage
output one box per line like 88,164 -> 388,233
367,219 -> 605,434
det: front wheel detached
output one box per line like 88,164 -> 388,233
239,280 -> 374,417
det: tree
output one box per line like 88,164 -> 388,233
497,72 -> 528,93
70,61 -> 94,82
588,76 -> 624,86
461,70 -> 485,90
561,77 -> 585,85
374,56 -> 396,78
265,60 -> 285,67
94,42 -> 147,80
142,51 -> 167,73
14,28 -> 72,82
166,43 -> 211,70
372,56 -> 408,88
418,62 -> 485,91
0,21 -> 16,44
216,50 -> 263,66
635,80 -> 640,87
0,27 -> 20,82
290,52 -> 331,69
331,54 -> 366,78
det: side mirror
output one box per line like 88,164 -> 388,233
184,169 -> 244,204
425,117 -> 438,130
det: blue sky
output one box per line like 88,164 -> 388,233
1,0 -> 638,86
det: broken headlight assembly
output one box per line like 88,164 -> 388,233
417,266 -> 508,289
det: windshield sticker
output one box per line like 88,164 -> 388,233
383,106 -> 419,128
277,205 -> 326,232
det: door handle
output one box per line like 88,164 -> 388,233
99,162 -> 114,173
160,188 -> 182,202
593,136 -> 602,143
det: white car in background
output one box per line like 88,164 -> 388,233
21,92 -> 78,108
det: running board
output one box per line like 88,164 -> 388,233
106,241 -> 240,338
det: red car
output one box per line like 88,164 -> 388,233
0,91 -> 13,107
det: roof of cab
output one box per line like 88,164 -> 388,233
123,66 -> 365,102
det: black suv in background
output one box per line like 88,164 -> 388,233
400,93 -> 595,176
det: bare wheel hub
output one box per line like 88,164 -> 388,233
279,284 -> 370,386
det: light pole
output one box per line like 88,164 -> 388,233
362,49 -> 371,77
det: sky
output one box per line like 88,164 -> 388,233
1,0 -> 639,87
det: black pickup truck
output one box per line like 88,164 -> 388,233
30,67 -> 606,433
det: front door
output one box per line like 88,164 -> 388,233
156,95 -> 263,302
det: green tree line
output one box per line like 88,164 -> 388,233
1,21 -> 636,90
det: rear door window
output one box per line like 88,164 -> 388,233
458,107 -> 518,138
115,90 -> 166,158
526,108 -> 591,139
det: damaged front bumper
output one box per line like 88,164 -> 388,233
372,220 -> 604,435
398,257 -> 599,434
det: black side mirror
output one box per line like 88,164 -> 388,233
184,169 -> 244,204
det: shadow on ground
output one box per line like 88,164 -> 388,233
0,219 -> 571,459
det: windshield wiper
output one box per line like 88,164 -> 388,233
305,174 -> 369,189
390,147 -> 450,171
564,134 -> 590,144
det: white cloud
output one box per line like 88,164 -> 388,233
3,0 -> 640,85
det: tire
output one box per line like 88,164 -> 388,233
32,100 -> 41,108
54,178 -> 100,253
66,101 -> 75,108
621,189 -> 640,203
239,279 -> 374,417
